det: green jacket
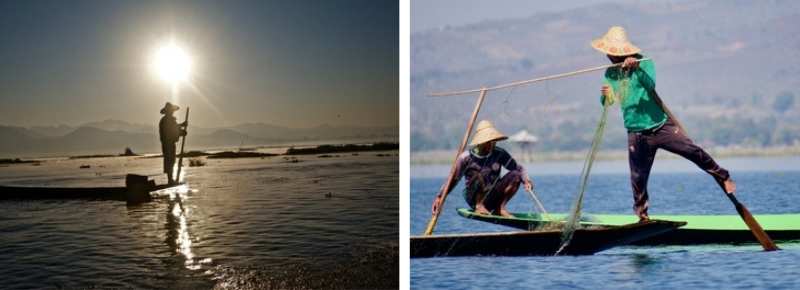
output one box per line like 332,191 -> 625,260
600,55 -> 667,131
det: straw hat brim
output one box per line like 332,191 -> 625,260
591,39 -> 641,56
591,26 -> 641,56
160,103 -> 179,114
468,129 -> 508,146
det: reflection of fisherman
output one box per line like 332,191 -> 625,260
431,120 -> 533,218
159,102 -> 187,184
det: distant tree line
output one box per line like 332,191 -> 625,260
412,114 -> 800,153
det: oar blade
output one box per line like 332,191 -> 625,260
732,197 -> 780,251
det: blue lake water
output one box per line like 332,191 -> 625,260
1,152 -> 398,289
410,157 -> 800,289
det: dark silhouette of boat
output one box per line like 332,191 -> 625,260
0,174 -> 182,205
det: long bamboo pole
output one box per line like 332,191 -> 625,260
428,58 -> 650,97
175,107 -> 189,184
424,89 -> 488,236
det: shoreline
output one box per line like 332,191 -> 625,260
410,146 -> 800,165
1,142 -> 400,164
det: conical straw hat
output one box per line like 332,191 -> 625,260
469,120 -> 508,146
591,26 -> 641,56
160,102 -> 180,114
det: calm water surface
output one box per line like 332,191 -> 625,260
1,152 -> 398,289
411,157 -> 800,289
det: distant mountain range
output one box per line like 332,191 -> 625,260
411,0 -> 800,152
0,120 -> 398,158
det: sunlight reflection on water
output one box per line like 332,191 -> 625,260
157,184 -> 212,271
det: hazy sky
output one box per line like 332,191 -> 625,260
410,0 -> 678,33
0,0 -> 398,128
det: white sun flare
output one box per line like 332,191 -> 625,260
154,44 -> 191,84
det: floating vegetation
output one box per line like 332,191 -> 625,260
121,147 -> 138,156
179,151 -> 208,158
285,142 -> 398,155
69,155 -> 114,159
188,158 -> 206,167
0,158 -> 40,165
206,151 -> 278,159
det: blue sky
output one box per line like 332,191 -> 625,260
0,0 -> 398,128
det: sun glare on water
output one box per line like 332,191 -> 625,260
154,43 -> 191,84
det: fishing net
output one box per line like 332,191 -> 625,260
556,100 -> 612,254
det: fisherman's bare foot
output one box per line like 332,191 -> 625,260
475,204 -> 491,215
638,213 -> 650,222
499,209 -> 515,218
723,179 -> 737,194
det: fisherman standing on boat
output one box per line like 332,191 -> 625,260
159,102 -> 187,185
593,26 -> 736,222
431,120 -> 533,218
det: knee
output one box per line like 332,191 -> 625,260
506,171 -> 524,183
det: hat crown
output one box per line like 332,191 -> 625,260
469,120 -> 508,146
475,120 -> 495,132
160,102 -> 179,114
604,26 -> 630,42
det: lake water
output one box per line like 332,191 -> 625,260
410,156 -> 800,289
0,151 -> 398,289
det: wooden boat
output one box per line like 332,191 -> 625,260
410,219 -> 686,258
0,174 -> 183,205
457,207 -> 800,246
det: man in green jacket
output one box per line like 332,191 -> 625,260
593,26 -> 736,222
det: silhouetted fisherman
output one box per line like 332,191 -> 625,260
159,102 -> 187,184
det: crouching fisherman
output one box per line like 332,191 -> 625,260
431,120 -> 533,218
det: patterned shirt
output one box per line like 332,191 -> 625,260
439,146 -> 530,196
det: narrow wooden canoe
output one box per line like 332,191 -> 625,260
457,207 -> 800,246
410,219 -> 686,258
0,174 -> 183,205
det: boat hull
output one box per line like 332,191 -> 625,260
457,208 -> 800,246
0,174 -> 183,205
410,220 -> 685,258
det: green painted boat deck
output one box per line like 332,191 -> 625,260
456,208 -> 800,230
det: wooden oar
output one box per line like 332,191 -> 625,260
175,107 -> 189,184
649,90 -> 779,251
725,191 -> 779,250
424,89 -> 487,235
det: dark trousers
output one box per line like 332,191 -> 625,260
162,142 -> 176,175
628,119 -> 730,220
464,170 -> 524,213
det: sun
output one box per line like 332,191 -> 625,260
154,43 -> 191,85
